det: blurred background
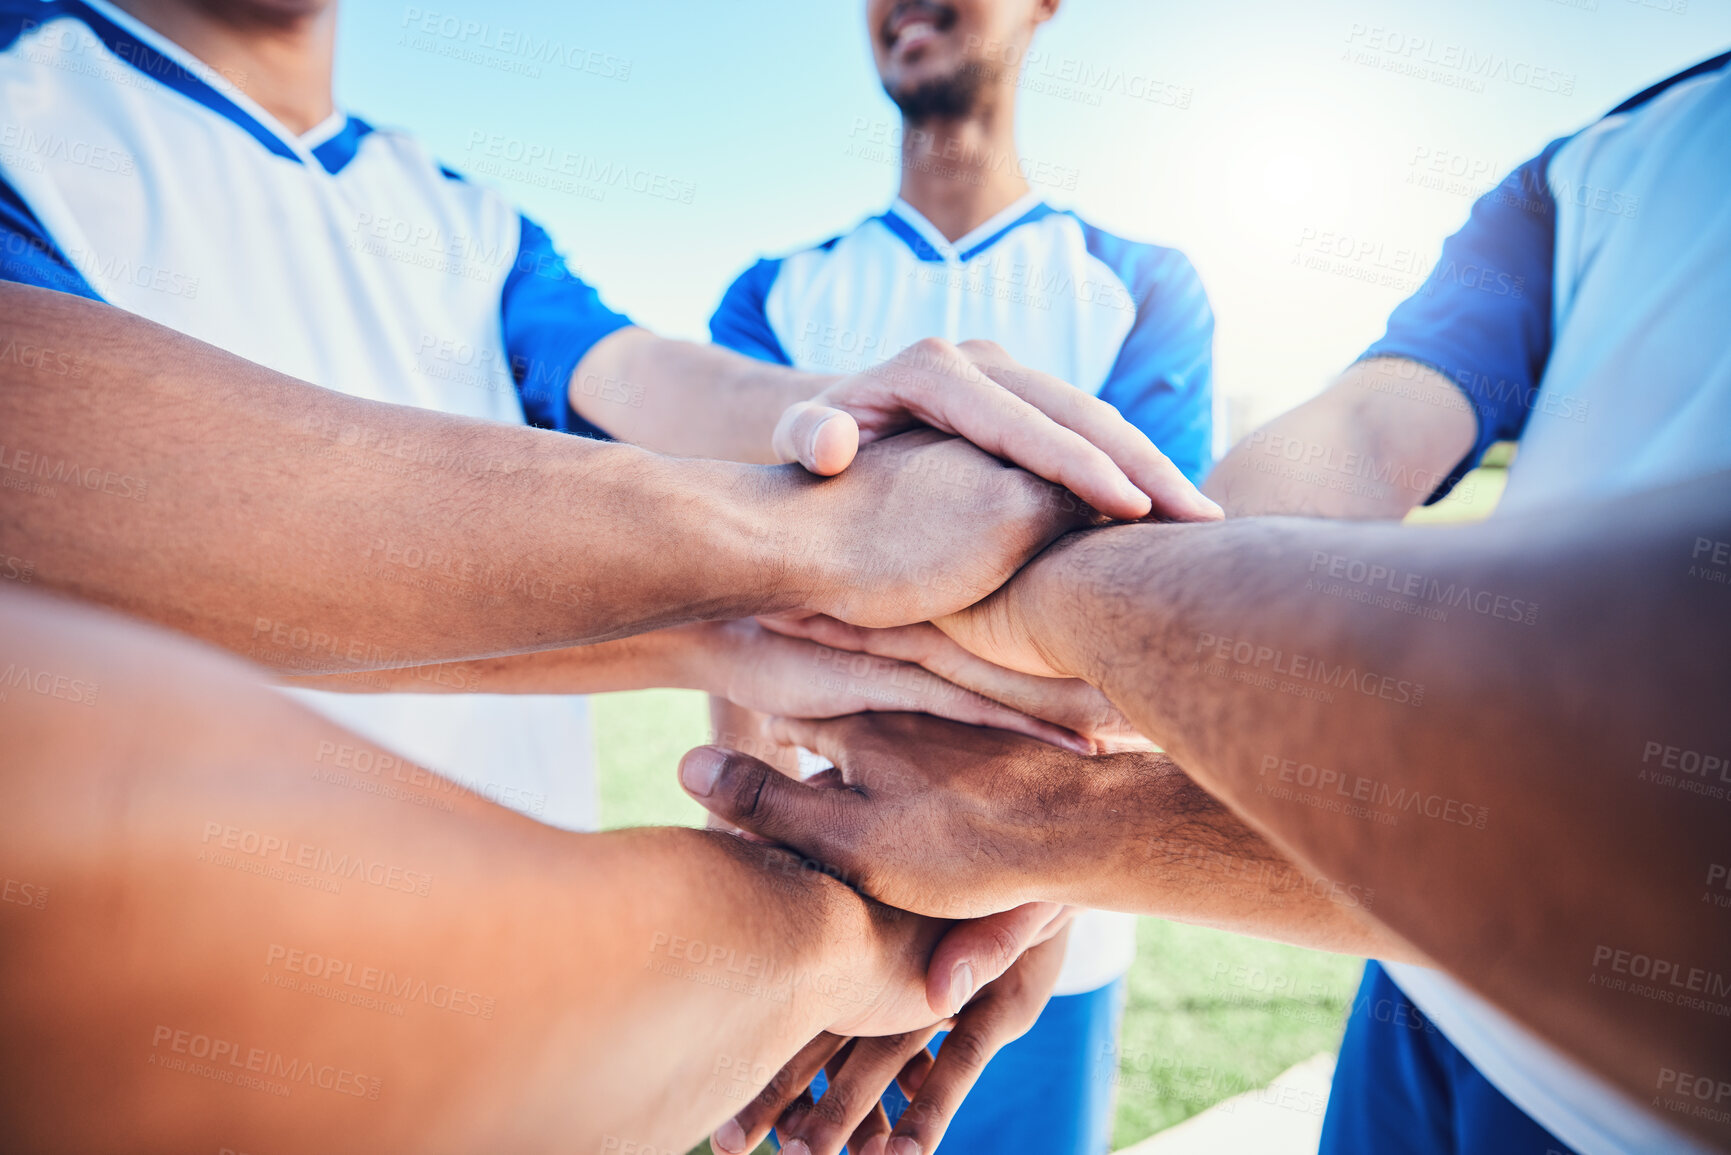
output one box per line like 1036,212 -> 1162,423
330,1 -> 1730,1148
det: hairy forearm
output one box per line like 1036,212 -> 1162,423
0,591 -> 902,1153
1071,753 -> 1418,961
572,329 -> 834,463
0,285 -> 801,673
1027,474 -> 1731,1132
1202,357 -> 1475,519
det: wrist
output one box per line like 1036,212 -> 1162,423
1023,524 -> 1187,691
1050,751 -> 1180,911
656,620 -> 730,693
667,456 -> 815,619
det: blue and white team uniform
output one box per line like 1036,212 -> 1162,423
711,191 -> 1214,1154
0,0 -> 635,831
1323,52 -> 1731,1155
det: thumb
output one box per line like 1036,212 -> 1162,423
925,902 -> 1071,1016
772,401 -> 860,476
678,745 -> 856,866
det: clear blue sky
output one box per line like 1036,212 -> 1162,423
334,0 -> 1731,437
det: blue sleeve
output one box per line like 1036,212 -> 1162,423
0,176 -> 100,299
1359,137 -> 1570,501
1083,228 -> 1215,486
500,214 -> 636,437
708,257 -> 791,364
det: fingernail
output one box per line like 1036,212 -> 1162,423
1194,494 -> 1225,520
947,960 -> 976,1015
890,1138 -> 922,1155
1057,730 -> 1092,755
680,747 -> 726,797
809,412 -> 838,457
860,1137 -> 889,1155
711,1118 -> 747,1154
783,1141 -> 812,1155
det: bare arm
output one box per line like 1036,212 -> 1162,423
576,328 -> 1223,522
0,587 -> 946,1154
286,620 -> 1098,751
0,283 -> 1090,672
939,472 -> 1731,1143
571,327 -> 830,465
680,714 -> 1417,962
1202,356 -> 1476,519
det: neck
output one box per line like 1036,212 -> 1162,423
113,0 -> 337,135
897,95 -> 1031,242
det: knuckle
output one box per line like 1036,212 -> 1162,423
956,337 -> 1005,359
806,1083 -> 857,1127
984,923 -> 1025,969
939,1026 -> 994,1072
728,757 -> 773,821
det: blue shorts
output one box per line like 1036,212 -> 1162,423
791,976 -> 1126,1155
1321,961 -> 1580,1155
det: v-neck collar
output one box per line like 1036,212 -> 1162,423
881,191 -> 1052,264
79,0 -> 359,171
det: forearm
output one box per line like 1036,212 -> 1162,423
1028,475 -> 1731,1122
281,621 -> 719,694
0,591 -> 897,1152
1066,752 -> 1418,961
572,329 -> 834,463
0,285 -> 798,673
1202,357 -> 1475,518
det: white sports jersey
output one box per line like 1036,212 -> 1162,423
1362,53 -> 1731,1154
0,0 -> 637,832
711,191 -> 1216,996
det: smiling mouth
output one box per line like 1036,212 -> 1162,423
883,3 -> 955,55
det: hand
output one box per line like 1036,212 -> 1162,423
710,923 -> 1072,1155
699,619 -> 1095,752
679,715 -> 1119,920
775,338 -> 1222,524
930,529 -> 1092,680
765,430 -> 1095,628
755,615 -> 1150,753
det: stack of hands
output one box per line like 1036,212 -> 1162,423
678,339 -> 1219,1155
